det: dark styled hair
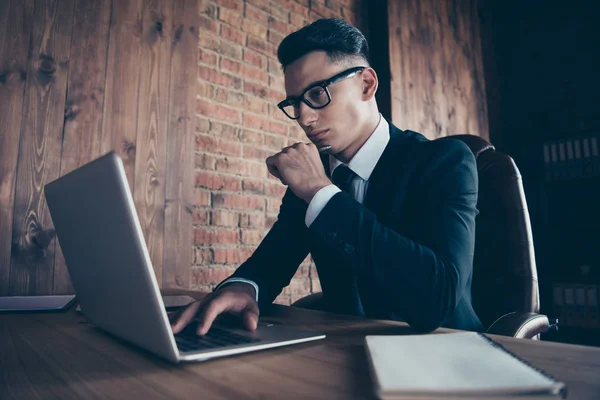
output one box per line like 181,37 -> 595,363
277,18 -> 370,70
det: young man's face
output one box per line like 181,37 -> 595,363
282,51 -> 368,156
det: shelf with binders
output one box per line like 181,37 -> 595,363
552,282 -> 599,330
544,281 -> 600,347
542,135 -> 600,182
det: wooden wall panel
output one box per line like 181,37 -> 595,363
0,0 -> 35,296
133,0 -> 174,285
52,0 -> 112,294
1,0 -> 198,295
100,0 -> 144,190
9,0 -> 74,295
388,0 -> 488,140
162,0 -> 198,289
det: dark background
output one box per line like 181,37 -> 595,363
483,0 -> 600,345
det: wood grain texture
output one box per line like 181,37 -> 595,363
2,0 -> 200,295
52,0 -> 112,294
388,0 -> 489,140
162,0 -> 198,289
1,293 -> 600,399
100,0 -> 144,190
0,0 -> 35,296
133,0 -> 174,285
9,0 -> 74,295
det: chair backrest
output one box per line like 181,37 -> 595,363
438,135 -> 540,329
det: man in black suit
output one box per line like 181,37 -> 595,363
173,18 -> 483,335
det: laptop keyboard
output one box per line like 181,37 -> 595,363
175,324 -> 260,352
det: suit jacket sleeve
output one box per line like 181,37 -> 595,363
309,139 -> 478,332
226,188 -> 311,306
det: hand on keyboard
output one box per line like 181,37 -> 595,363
170,283 -> 259,336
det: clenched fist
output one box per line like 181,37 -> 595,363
266,142 -> 332,203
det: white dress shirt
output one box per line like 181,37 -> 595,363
305,115 -> 390,226
215,115 -> 390,301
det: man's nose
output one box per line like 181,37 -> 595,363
297,101 -> 318,128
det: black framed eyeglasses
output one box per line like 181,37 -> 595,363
277,66 -> 366,120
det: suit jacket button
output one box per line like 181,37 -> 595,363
344,244 -> 355,254
327,232 -> 337,239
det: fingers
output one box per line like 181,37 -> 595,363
291,142 -> 316,152
171,288 -> 259,336
266,156 -> 282,180
196,295 -> 231,335
280,142 -> 315,154
171,300 -> 202,334
267,142 -> 318,184
241,301 -> 260,331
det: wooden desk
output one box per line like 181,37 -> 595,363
2,290 -> 600,399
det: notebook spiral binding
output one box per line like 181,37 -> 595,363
479,333 -> 568,399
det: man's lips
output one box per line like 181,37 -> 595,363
307,129 -> 329,141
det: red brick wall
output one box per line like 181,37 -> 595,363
193,0 -> 367,304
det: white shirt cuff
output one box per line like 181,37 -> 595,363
305,184 -> 341,227
214,278 -> 259,302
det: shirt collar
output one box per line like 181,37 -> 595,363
330,115 -> 390,181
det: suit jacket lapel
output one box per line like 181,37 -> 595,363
364,124 -> 410,217
359,124 -> 412,318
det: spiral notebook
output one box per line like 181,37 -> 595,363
365,332 -> 566,399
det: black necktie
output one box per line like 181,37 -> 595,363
332,165 -> 357,194
330,164 -> 364,316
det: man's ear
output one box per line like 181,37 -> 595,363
361,67 -> 378,100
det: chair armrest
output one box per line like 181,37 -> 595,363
291,292 -> 323,311
486,312 -> 550,339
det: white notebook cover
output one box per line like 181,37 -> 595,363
365,332 -> 565,399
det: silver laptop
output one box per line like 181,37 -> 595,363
44,151 -> 325,364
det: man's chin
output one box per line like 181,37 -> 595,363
317,144 -> 332,154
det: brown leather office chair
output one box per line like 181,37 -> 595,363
293,135 -> 551,339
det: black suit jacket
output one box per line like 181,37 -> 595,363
227,122 -> 484,332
